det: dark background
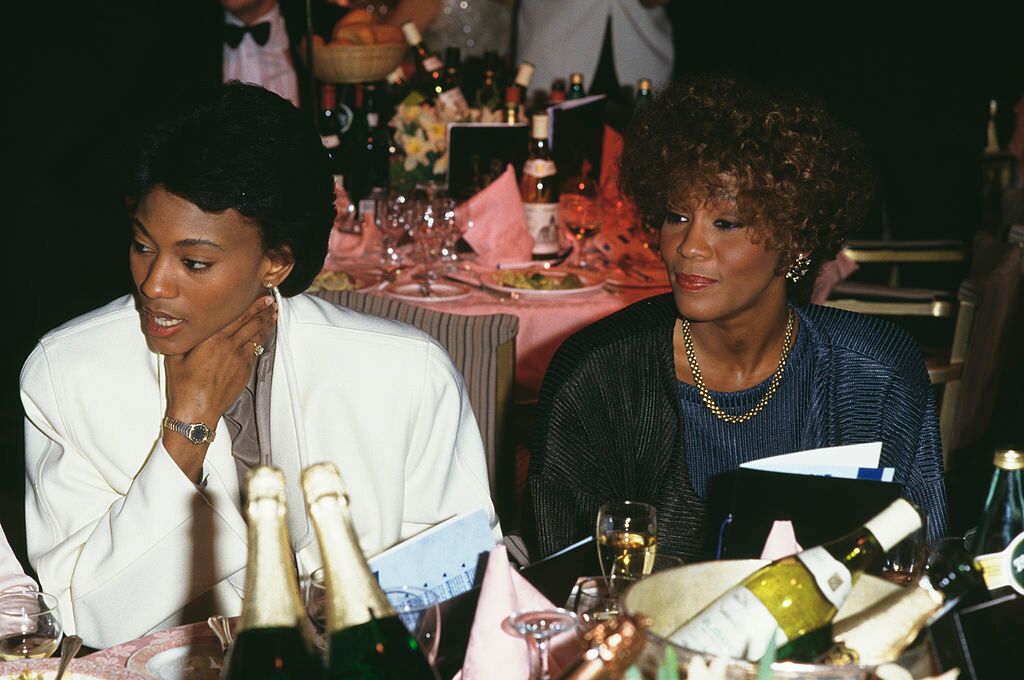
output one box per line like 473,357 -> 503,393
4,1 -> 1023,568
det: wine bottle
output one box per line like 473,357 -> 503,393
385,66 -> 410,103
513,61 -> 535,106
222,467 -> 322,679
567,72 -> 586,100
302,463 -> 436,679
779,539 -> 987,664
520,113 -> 561,259
503,86 -> 521,125
669,499 -> 922,661
319,83 -> 347,189
442,47 -> 462,93
969,449 -> 1024,596
344,83 -> 390,203
474,50 -> 502,111
401,21 -> 467,118
634,78 -> 652,115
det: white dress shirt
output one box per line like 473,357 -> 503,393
22,292 -> 499,647
223,4 -> 299,106
517,0 -> 673,99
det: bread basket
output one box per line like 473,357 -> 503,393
310,43 -> 406,84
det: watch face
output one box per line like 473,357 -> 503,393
187,424 -> 210,444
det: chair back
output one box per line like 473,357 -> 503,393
944,232 -> 1023,454
310,290 -> 520,523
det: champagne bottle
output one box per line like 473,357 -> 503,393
969,449 -> 1024,596
567,73 -> 586,100
401,21 -> 467,118
669,499 -> 922,661
779,539 -> 986,664
222,467 -> 322,679
442,46 -> 462,93
520,113 -> 561,258
302,463 -> 436,679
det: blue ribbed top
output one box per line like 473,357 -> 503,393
680,320 -> 812,499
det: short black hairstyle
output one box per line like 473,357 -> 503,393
129,81 -> 335,296
620,74 -> 876,303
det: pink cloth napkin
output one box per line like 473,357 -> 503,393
811,250 -> 859,304
460,165 -> 534,268
456,545 -> 578,680
759,520 -> 804,561
0,526 -> 36,594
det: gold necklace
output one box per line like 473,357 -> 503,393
681,307 -> 796,424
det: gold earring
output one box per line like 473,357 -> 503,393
264,282 -> 274,289
785,253 -> 812,282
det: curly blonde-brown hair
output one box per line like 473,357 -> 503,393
619,74 -> 876,302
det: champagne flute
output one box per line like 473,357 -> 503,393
0,591 -> 62,661
303,568 -> 328,654
505,608 -> 577,680
595,501 -> 657,594
559,175 -> 602,268
383,587 -> 441,667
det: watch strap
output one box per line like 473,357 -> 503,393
162,416 -> 216,444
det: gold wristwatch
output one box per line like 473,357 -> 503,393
162,416 -> 216,445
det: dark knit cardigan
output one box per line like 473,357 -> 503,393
529,294 -> 949,562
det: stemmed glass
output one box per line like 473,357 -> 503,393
383,586 -> 441,668
375,192 -> 411,274
505,608 -> 577,680
880,516 -> 929,585
0,591 -> 62,661
304,568 -> 328,654
559,176 -> 602,268
569,553 -> 682,633
409,199 -> 447,290
595,501 -> 657,596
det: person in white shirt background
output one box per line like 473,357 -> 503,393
221,0 -> 302,106
516,0 -> 673,115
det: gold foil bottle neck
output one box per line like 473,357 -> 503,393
238,466 -> 307,632
994,449 -> 1024,470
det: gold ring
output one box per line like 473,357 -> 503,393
252,342 -> 265,357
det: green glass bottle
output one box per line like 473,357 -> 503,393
222,467 -> 322,679
302,463 -> 436,679
970,449 -> 1024,596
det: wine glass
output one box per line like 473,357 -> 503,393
409,200 -> 446,289
559,175 -> 602,268
595,501 -> 657,595
333,181 -> 358,234
505,608 -> 577,680
304,568 -> 328,654
375,192 -> 411,273
383,586 -> 441,667
879,516 -> 929,585
569,554 -> 683,632
0,591 -> 62,661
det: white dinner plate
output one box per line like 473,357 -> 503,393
384,280 -> 472,303
0,657 -> 144,679
125,636 -> 225,680
480,269 -> 605,298
604,263 -> 670,288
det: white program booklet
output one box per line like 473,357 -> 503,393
367,508 -> 497,603
739,442 -> 895,482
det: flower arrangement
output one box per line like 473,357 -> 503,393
388,92 -> 504,194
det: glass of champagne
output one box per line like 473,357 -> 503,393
595,501 -> 657,595
383,587 -> 441,667
304,568 -> 328,654
505,608 -> 577,680
0,591 -> 62,661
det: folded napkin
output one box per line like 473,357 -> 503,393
759,520 -> 803,561
456,545 -> 578,680
810,250 -> 859,304
322,182 -> 381,268
460,165 -> 534,269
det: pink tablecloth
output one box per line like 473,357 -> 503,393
86,619 -> 224,667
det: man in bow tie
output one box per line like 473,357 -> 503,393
221,0 -> 302,106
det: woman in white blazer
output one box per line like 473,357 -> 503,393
20,83 -> 499,648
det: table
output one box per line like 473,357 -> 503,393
321,258 -> 670,401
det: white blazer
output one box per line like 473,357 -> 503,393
21,292 -> 499,648
516,0 -> 674,100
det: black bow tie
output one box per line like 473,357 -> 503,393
223,21 -> 271,48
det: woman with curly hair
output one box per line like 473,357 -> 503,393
529,75 -> 948,561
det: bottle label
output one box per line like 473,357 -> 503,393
321,134 -> 340,149
437,88 -> 468,119
524,159 -> 556,178
796,546 -> 853,610
523,202 -> 560,255
669,586 -> 788,661
422,56 -> 443,72
975,531 -> 1024,595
